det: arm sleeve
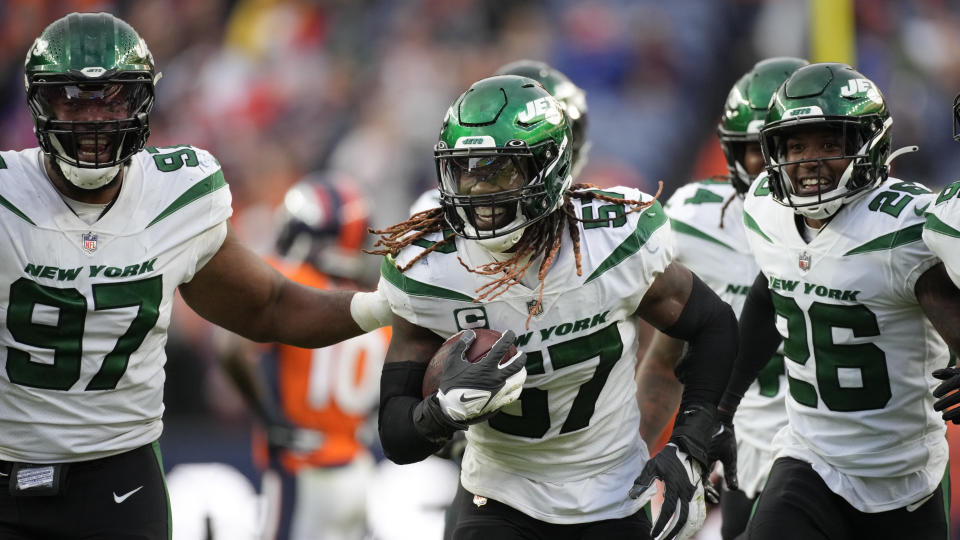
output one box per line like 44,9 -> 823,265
661,273 -> 739,407
377,362 -> 447,464
718,272 -> 783,421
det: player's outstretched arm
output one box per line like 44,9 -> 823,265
915,263 -> 960,423
630,262 -> 738,540
180,223 -> 387,348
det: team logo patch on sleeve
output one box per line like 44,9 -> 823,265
82,232 -> 98,253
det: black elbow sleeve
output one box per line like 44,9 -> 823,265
378,362 -> 446,464
662,273 -> 739,407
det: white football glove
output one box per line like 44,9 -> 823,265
630,443 -> 707,540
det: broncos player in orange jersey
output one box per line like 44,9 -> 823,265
222,173 -> 390,540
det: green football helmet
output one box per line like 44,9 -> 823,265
495,60 -> 589,178
718,57 -> 809,194
435,75 -> 573,251
24,12 -> 159,189
761,63 -> 892,219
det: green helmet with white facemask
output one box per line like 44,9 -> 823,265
435,75 -> 573,252
760,63 -> 892,220
718,57 -> 809,194
24,12 -> 159,189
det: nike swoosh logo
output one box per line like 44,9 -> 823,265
906,492 -> 934,512
459,394 -> 485,404
113,485 -> 144,504
914,203 -> 931,217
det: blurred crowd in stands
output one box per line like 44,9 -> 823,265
3,0 -> 960,535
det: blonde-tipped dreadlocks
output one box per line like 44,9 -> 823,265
367,183 -> 662,328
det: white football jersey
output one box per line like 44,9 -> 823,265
379,187 -> 673,524
665,179 -> 787,497
0,146 -> 232,463
743,174 -> 947,512
922,179 -> 960,288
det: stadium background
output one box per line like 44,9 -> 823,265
2,0 -> 960,537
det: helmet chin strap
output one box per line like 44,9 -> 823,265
56,160 -> 122,190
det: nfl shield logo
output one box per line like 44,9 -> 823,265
526,299 -> 543,317
82,232 -> 98,253
798,251 -> 811,271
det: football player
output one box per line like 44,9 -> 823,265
371,75 -> 738,539
635,57 -> 808,540
719,63 -> 960,539
0,13 -> 390,539
221,175 -> 390,540
921,96 -> 960,423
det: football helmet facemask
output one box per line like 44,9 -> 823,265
435,75 -> 573,252
761,63 -> 892,220
718,57 -> 809,194
495,60 -> 589,179
24,12 -> 159,189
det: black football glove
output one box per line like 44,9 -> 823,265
933,367 -> 960,423
703,416 -> 739,504
630,443 -> 706,540
630,404 -> 714,540
413,330 -> 526,443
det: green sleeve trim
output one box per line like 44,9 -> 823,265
843,223 -> 924,256
743,211 -> 772,243
669,218 -> 734,251
585,201 -> 668,284
0,194 -> 35,225
411,229 -> 458,253
0,154 -> 7,169
924,213 -> 960,239
380,255 -> 474,301
147,170 -> 227,228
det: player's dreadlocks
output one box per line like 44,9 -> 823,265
368,183 -> 661,328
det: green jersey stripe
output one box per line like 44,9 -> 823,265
0,154 -> 7,169
924,213 -> 960,239
147,170 -> 227,228
0,193 -> 36,225
743,211 -> 772,243
585,201 -> 668,284
669,218 -> 734,251
381,256 -> 474,301
843,223 -> 924,256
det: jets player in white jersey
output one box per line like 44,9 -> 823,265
923,96 -> 960,425
636,56 -> 808,540
371,75 -> 739,540
0,13 -> 392,540
717,63 -> 960,539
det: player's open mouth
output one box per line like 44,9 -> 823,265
796,177 -> 835,195
76,136 -> 112,162
473,206 -> 508,228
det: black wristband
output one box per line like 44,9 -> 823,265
378,362 -> 446,464
670,402 -> 717,468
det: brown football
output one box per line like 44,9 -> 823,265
421,328 -> 517,398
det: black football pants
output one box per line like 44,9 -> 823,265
746,457 -> 949,540
448,483 -> 653,540
0,442 -> 169,540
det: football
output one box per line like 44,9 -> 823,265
421,328 -> 517,398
